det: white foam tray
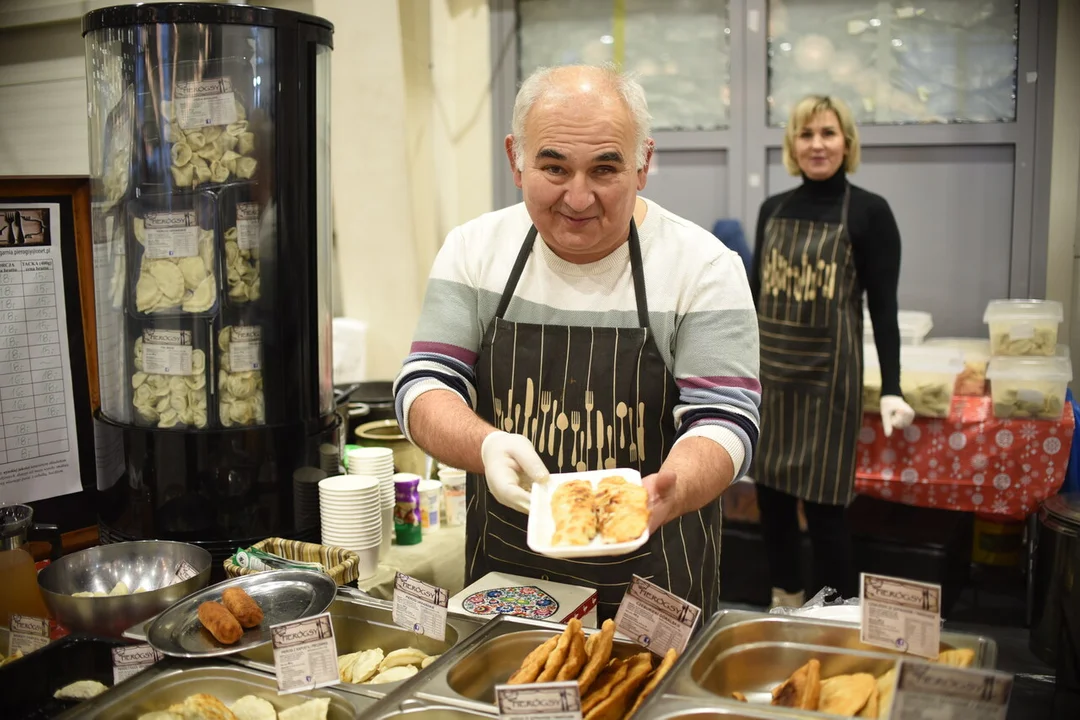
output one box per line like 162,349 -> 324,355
526,468 -> 650,559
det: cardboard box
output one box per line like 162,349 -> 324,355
449,572 -> 598,628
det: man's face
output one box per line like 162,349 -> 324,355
506,91 -> 651,264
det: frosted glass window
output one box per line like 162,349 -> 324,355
767,0 -> 1018,126
518,0 -> 731,130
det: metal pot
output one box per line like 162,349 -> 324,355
355,419 -> 430,478
337,381 -> 397,438
1030,492 -> 1080,665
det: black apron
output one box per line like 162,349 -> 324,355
466,220 -> 721,620
753,184 -> 863,506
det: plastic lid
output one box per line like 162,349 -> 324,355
985,355 -> 1073,383
900,345 -> 965,374
864,310 -> 934,339
983,299 -> 1064,324
924,338 -> 991,361
1043,493 -> 1080,527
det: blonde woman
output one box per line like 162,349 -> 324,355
749,95 -> 914,608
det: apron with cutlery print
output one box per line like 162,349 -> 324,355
466,220 -> 721,620
753,184 -> 863,505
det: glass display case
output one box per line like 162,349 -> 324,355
83,3 -> 338,567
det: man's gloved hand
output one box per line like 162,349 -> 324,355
880,395 -> 915,438
480,431 -> 549,513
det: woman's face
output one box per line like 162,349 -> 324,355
794,110 -> 846,181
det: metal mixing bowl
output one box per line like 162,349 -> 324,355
37,540 -> 212,638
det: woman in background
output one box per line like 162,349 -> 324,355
750,95 -> 914,608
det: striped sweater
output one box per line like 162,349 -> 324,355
394,199 -> 762,476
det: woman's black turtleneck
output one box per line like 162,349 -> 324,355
750,168 -> 903,397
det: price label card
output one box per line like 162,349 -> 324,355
889,661 -> 1013,720
860,573 -> 942,659
9,614 -> 50,655
613,575 -> 701,656
270,613 -> 340,694
175,560 -> 200,582
112,644 -> 164,684
496,681 -> 582,720
392,572 -> 448,642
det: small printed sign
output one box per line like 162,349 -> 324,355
270,613 -> 339,694
495,681 -> 582,720
889,660 -> 1013,720
860,573 -> 942,659
9,614 -> 50,655
613,575 -> 700,657
112,644 -> 164,683
393,572 -> 449,642
174,560 -> 200,582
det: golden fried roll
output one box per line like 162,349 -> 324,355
819,673 -> 876,716
595,477 -> 648,543
934,648 -> 975,668
197,601 -> 243,645
858,682 -> 880,718
578,620 -> 616,694
537,619 -> 581,683
222,587 -> 263,628
508,636 -> 558,685
731,691 -> 748,702
551,481 -> 597,546
582,659 -> 628,714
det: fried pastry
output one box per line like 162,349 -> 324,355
221,587 -> 263,628
582,659 -> 629,714
537,618 -> 581,682
876,668 -> 897,717
167,693 -> 238,720
934,648 -> 975,668
197,601 -> 243,645
627,647 -> 678,716
508,635 -> 558,685
857,682 -> 880,718
583,652 -> 653,720
771,658 -> 821,710
556,626 -> 588,681
819,673 -> 876,716
578,620 -> 616,694
551,480 -> 597,546
595,476 -> 648,543
731,691 -> 748,702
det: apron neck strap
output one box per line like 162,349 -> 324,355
494,219 -> 651,329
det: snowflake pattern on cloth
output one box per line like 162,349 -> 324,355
856,396 -> 1074,519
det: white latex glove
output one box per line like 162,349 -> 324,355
880,395 -> 915,438
480,431 -> 549,513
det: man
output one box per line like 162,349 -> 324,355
394,65 -> 760,619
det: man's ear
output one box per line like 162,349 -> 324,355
637,138 -> 655,190
505,135 -> 523,189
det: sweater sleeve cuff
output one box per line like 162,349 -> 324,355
674,424 -> 746,479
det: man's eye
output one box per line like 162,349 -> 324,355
594,166 -> 616,174
543,165 -> 566,175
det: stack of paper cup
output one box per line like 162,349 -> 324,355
293,466 -> 328,531
347,446 -> 395,558
319,475 -> 381,579
438,466 -> 467,527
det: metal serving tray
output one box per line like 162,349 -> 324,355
229,587 -> 487,701
693,609 -> 997,668
363,614 -> 645,715
632,693 -> 808,720
367,698 -> 497,720
52,659 -> 372,719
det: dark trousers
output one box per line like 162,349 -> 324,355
755,483 -> 855,599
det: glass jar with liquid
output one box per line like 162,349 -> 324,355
0,505 -> 60,628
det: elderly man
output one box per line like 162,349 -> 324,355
394,65 -> 760,618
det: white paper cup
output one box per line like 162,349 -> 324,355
441,472 -> 466,527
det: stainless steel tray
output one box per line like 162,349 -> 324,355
229,587 -> 486,701
370,614 -> 646,714
145,569 -> 337,657
633,694 -> 806,719
52,659 -> 373,719
691,609 -> 997,668
367,698 -> 497,719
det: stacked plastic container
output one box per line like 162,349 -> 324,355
983,300 -> 1072,420
863,341 -> 965,418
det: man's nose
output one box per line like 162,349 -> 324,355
563,172 -> 594,212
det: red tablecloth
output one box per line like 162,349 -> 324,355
855,395 -> 1075,519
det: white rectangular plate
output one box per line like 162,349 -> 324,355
526,468 -> 650,559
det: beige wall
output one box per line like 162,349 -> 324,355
1044,0 -> 1080,364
